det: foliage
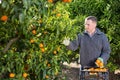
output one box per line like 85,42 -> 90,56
0,0 -> 77,79
0,0 -> 120,79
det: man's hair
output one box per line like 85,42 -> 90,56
86,16 -> 97,23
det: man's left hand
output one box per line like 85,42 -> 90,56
95,57 -> 104,68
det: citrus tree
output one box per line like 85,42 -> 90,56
1,0 -> 119,79
0,0 -> 81,79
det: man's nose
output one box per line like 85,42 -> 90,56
85,25 -> 89,29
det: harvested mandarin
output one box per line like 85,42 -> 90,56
99,62 -> 104,68
96,59 -> 101,64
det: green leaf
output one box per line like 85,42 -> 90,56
1,1 -> 8,8
19,13 -> 25,23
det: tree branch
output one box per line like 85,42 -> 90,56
3,36 -> 20,53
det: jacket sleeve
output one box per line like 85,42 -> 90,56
67,34 -> 81,51
100,35 -> 111,64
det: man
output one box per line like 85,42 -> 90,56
63,16 -> 111,68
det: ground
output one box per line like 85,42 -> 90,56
62,62 -> 120,80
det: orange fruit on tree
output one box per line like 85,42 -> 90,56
41,48 -> 45,52
47,64 -> 51,67
9,73 -> 15,78
1,15 -> 8,21
62,0 -> 71,2
67,0 -> 71,2
30,39 -> 34,43
45,75 -> 49,79
39,43 -> 44,48
23,73 -> 28,78
56,13 -> 61,17
32,30 -> 36,35
62,0 -> 67,2
53,50 -> 57,55
48,0 -> 53,3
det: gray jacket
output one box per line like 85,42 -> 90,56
67,28 -> 111,67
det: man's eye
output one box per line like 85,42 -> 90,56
84,24 -> 90,26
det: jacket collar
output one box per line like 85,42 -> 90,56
84,28 -> 102,35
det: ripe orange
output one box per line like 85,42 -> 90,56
98,68 -> 103,71
32,30 -> 36,35
53,50 -> 57,55
47,64 -> 51,67
39,43 -> 44,48
48,0 -> 53,3
102,68 -> 107,72
67,0 -> 71,2
9,73 -> 15,78
45,75 -> 49,79
23,73 -> 28,78
62,0 -> 67,2
99,62 -> 104,68
94,68 -> 99,71
95,59 -> 102,67
56,13 -> 61,17
88,68 -> 94,71
41,48 -> 45,52
62,0 -> 71,2
96,59 -> 101,64
1,15 -> 8,21
30,39 -> 34,43
95,62 -> 99,67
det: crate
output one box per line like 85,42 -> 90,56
79,67 -> 109,80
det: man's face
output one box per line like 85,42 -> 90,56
84,19 -> 96,33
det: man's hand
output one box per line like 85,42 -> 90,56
62,37 -> 70,46
95,57 -> 104,68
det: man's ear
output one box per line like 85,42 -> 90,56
93,22 -> 97,27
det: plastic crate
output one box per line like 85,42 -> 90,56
79,67 -> 109,80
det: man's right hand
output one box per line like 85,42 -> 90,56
62,38 -> 70,46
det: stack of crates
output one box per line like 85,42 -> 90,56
79,67 -> 109,80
